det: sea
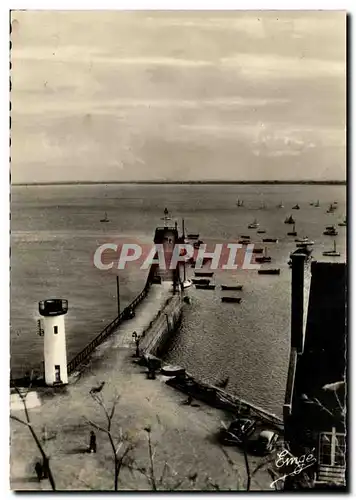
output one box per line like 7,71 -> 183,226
10,183 -> 346,416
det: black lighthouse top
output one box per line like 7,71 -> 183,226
39,299 -> 68,317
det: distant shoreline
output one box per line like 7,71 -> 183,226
12,180 -> 346,187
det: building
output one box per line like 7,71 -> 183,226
284,257 -> 347,489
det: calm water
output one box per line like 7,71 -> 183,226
10,184 -> 346,415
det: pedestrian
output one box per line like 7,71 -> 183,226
34,461 -> 43,481
135,337 -> 140,357
89,431 -> 97,453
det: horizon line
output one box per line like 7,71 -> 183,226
12,180 -> 346,187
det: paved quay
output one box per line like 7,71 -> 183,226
10,283 -> 274,491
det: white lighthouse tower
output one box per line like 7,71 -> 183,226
38,299 -> 69,386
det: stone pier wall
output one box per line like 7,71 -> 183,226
139,292 -> 184,357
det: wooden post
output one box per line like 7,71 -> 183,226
116,275 -> 120,316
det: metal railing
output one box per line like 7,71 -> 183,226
67,278 -> 152,375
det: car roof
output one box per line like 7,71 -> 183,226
259,430 -> 275,439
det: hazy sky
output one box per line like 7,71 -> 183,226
11,10 -> 346,183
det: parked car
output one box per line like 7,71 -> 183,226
219,418 -> 256,445
253,430 -> 279,455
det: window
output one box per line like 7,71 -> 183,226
319,429 -> 346,467
54,365 -> 61,383
53,326 -> 58,334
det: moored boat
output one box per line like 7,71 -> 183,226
292,204 -> 300,210
221,285 -> 243,291
195,284 -> 216,290
322,240 -> 341,257
295,236 -> 313,244
262,238 -> 278,243
221,297 -> 242,303
258,268 -> 280,275
257,229 -> 266,234
296,240 -> 314,247
100,212 -> 110,223
284,215 -> 295,224
326,203 -> 336,213
255,247 -> 272,263
338,216 -> 347,227
323,225 -> 338,236
248,218 -> 259,229
187,233 -> 199,239
287,223 -> 297,236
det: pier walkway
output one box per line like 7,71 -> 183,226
110,281 -> 173,348
72,281 -> 174,368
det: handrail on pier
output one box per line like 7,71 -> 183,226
67,279 -> 152,375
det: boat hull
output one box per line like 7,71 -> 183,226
258,269 -> 280,275
221,297 -> 242,303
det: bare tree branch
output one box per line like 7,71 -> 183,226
87,392 -> 132,491
10,377 -> 56,490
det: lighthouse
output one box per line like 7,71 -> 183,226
38,299 -> 69,386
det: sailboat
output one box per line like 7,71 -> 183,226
248,218 -> 259,229
100,212 -> 110,223
255,247 -> 271,263
284,215 -> 295,224
161,207 -> 172,220
323,240 -> 341,257
287,223 -> 297,236
326,203 -> 336,213
338,216 -> 347,227
315,200 -> 320,207
292,204 -> 300,210
236,199 -> 244,207
277,201 -> 284,208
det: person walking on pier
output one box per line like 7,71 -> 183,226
88,431 -> 97,453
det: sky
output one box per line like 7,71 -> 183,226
10,10 -> 346,183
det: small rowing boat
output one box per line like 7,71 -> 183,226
221,297 -> 242,303
262,238 -> 278,243
221,285 -> 243,291
258,268 -> 280,275
195,284 -> 216,290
